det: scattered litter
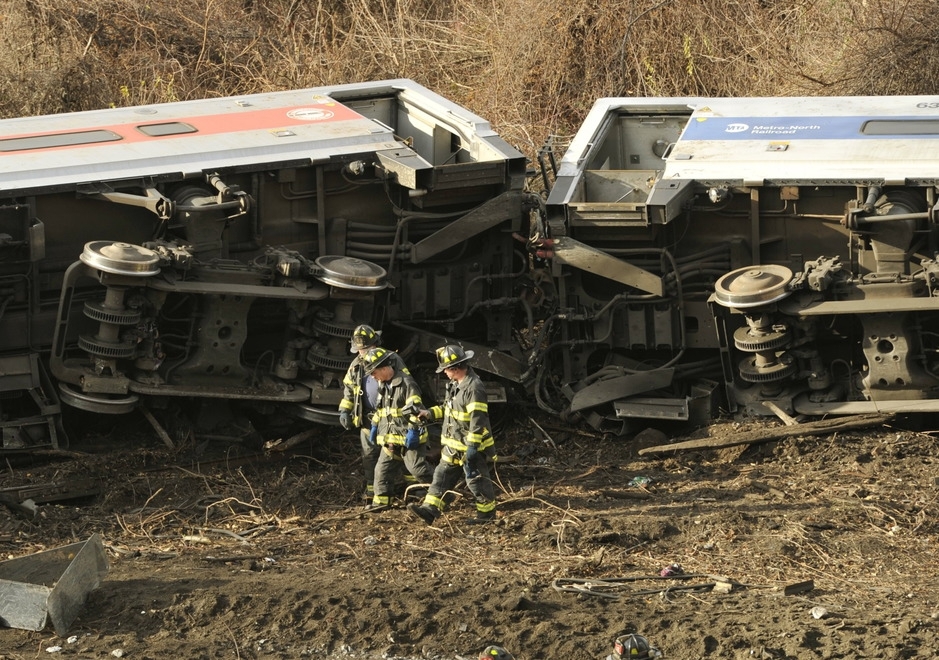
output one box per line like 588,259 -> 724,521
0,534 -> 109,635
45,647 -> 62,653
182,535 -> 211,544
67,635 -> 79,644
363,536 -> 378,546
712,579 -> 735,594
659,563 -> 683,577
607,633 -> 661,660
811,606 -> 828,620
529,416 -> 557,449
552,571 -> 788,601
783,580 -> 815,596
628,476 -> 653,488
111,649 -> 126,657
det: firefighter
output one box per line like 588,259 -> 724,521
408,344 -> 497,525
338,325 -> 409,501
362,346 -> 434,512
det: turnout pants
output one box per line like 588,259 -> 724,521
372,443 -> 434,505
359,427 -> 381,496
424,446 -> 496,516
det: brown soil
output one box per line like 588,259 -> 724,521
2,408 -> 939,659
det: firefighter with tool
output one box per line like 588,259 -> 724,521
408,344 -> 497,525
362,346 -> 433,512
338,325 -> 409,501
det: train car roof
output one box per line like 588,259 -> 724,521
667,96 -> 939,185
554,95 -> 939,193
0,79 -> 519,194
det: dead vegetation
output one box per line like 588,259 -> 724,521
3,413 -> 939,657
4,2 -> 939,655
3,0 -> 939,156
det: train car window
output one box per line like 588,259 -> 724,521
862,119 -> 939,135
0,129 -> 122,152
136,122 -> 198,137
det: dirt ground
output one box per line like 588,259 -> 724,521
2,405 -> 939,660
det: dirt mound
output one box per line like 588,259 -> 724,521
2,412 -> 938,659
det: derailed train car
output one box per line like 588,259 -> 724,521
544,96 -> 939,432
2,82 -> 939,450
0,79 -> 532,450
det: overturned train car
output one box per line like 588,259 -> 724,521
544,95 -> 939,431
0,79 -> 532,450
3,84 -> 939,450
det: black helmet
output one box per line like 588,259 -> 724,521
362,346 -> 394,374
435,344 -> 474,373
478,646 -> 514,660
350,324 -> 381,353
613,633 -> 657,659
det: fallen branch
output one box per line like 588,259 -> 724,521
139,406 -> 176,450
203,555 -> 265,563
264,428 -> 319,452
0,493 -> 35,517
762,401 -> 800,426
638,413 -> 894,455
598,488 -> 652,500
551,573 -> 747,600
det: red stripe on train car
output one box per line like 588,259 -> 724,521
0,102 -> 367,154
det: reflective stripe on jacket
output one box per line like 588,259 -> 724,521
428,368 -> 493,453
371,369 -> 426,447
339,351 -> 409,427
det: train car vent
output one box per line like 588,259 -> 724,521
862,119 -> 939,135
136,122 -> 197,137
0,130 -> 122,152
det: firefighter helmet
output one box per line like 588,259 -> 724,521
435,344 -> 474,373
613,633 -> 657,659
349,324 -> 381,353
362,346 -> 394,374
478,646 -> 514,660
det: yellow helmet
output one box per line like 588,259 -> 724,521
350,324 -> 381,353
478,646 -> 514,660
362,346 -> 394,374
435,344 -> 474,373
613,633 -> 658,659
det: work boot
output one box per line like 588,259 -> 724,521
407,502 -> 440,525
364,502 -> 390,513
465,510 -> 496,525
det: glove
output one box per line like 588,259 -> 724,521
404,427 -> 420,450
417,408 -> 432,422
339,411 -> 352,430
368,425 -> 378,447
463,444 -> 480,479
